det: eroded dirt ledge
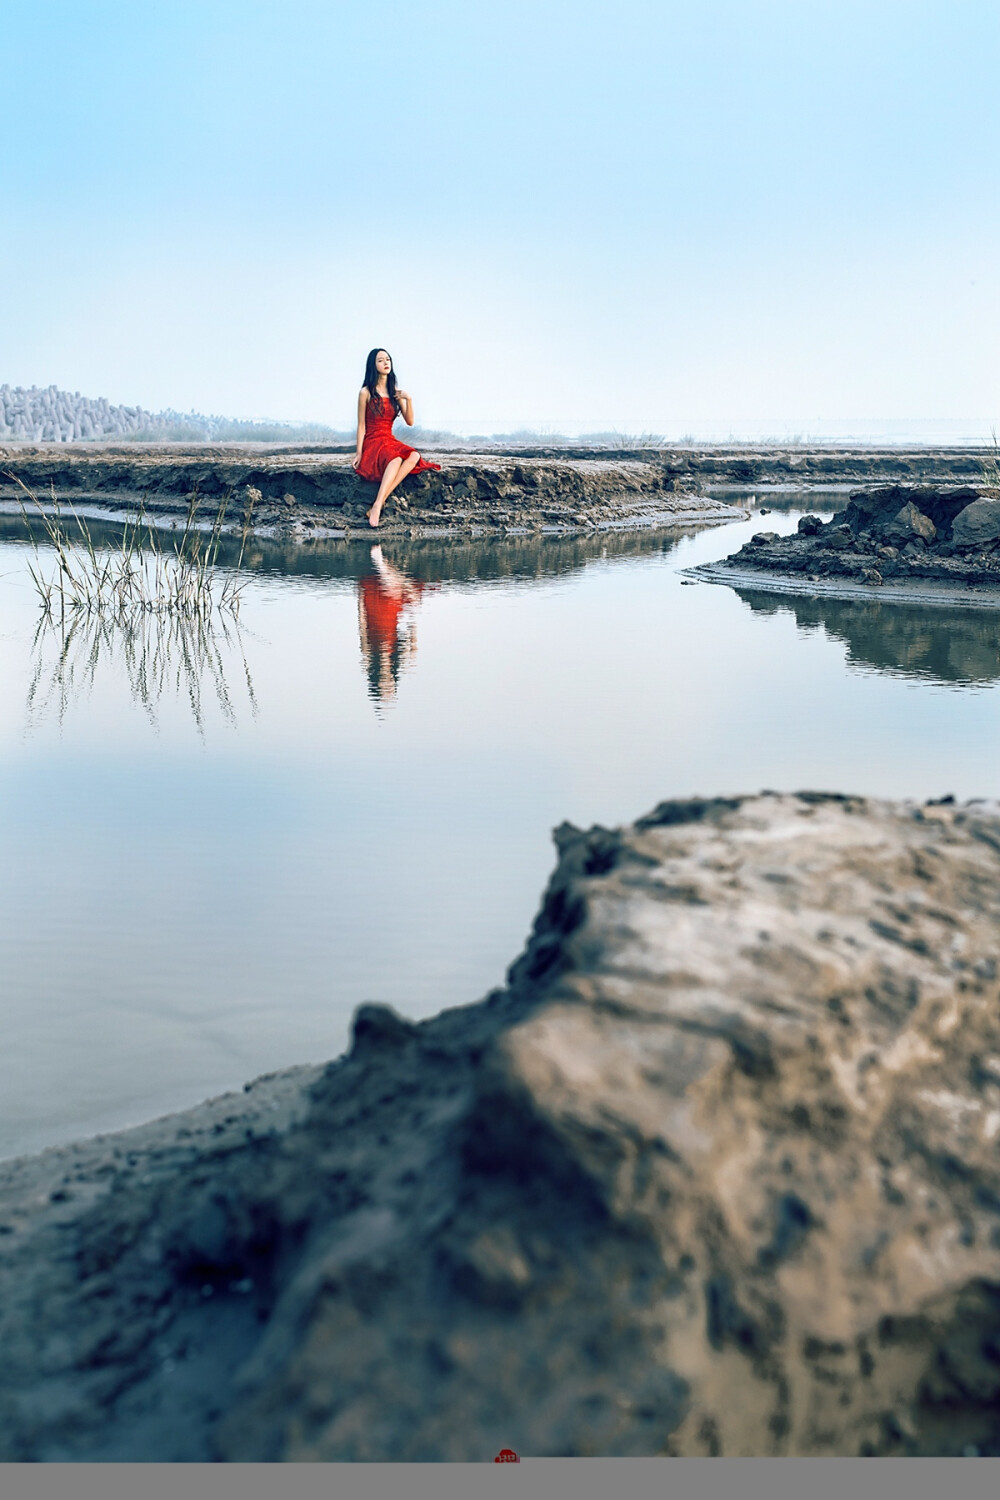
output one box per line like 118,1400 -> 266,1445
0,443 -> 992,537
0,444 -> 740,536
2,792 -> 1000,1458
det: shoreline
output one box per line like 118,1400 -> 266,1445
685,561 -> 1000,610
0,495 -> 744,541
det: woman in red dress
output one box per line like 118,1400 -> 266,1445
352,348 -> 441,527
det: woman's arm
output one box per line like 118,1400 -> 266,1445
395,389 -> 415,427
353,388 -> 368,467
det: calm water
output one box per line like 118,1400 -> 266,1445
2,504 -> 1000,1160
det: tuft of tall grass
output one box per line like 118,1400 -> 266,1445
981,431 -> 1000,491
5,474 -> 260,622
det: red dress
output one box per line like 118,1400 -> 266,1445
356,395 -> 441,483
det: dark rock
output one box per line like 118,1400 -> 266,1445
814,528 -> 852,551
349,1003 -> 418,1057
798,515 -> 823,536
846,486 -> 980,542
884,501 -> 936,546
952,500 -> 1000,548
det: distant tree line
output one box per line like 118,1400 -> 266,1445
0,383 -> 665,449
0,384 -> 352,444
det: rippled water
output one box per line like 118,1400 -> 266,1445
2,503 -> 1000,1159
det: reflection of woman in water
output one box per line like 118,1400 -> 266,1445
358,545 -> 428,704
353,348 -> 441,528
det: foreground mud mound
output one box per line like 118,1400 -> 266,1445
2,793 -> 1000,1458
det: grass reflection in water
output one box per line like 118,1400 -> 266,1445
26,608 -> 258,736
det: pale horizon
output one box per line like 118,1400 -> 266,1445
2,382 -> 997,449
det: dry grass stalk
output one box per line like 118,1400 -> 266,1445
982,431 -> 1000,491
4,474 -> 260,622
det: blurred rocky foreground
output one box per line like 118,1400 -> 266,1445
2,792 -> 1000,1459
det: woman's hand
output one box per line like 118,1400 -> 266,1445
352,452 -> 362,471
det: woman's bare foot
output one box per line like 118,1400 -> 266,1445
366,507 -> 380,528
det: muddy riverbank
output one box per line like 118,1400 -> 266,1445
0,443 -> 993,539
0,443 -> 741,537
2,791 -> 1000,1459
689,484 -> 1000,605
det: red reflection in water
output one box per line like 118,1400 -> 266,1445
357,545 -> 433,706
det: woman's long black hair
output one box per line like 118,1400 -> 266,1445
363,348 -> 399,414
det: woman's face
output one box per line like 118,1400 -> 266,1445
375,350 -> 392,376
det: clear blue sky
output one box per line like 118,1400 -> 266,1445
3,0 -> 999,435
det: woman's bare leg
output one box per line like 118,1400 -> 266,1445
368,452 -> 422,527
368,458 -> 401,526
384,450 -> 420,499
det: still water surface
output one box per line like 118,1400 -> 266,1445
2,505 -> 999,1159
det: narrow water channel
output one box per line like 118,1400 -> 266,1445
2,503 -> 999,1159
